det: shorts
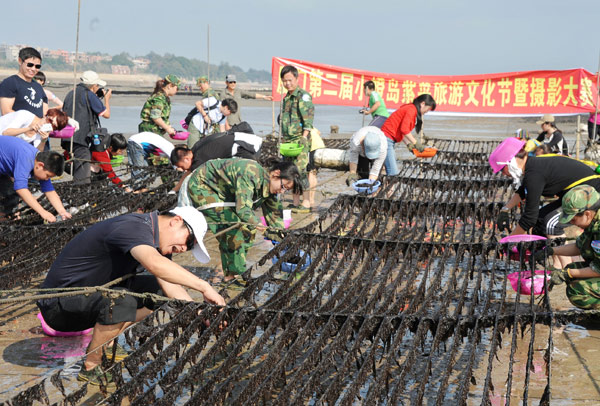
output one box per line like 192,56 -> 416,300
37,275 -> 162,332
306,150 -> 317,173
0,175 -> 19,214
356,155 -> 373,180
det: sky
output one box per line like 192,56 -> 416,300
1,0 -> 599,76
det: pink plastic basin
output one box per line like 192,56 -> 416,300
37,312 -> 93,337
49,125 -> 75,139
500,234 -> 546,261
499,234 -> 547,243
261,216 -> 292,229
507,270 -> 551,296
170,131 -> 190,140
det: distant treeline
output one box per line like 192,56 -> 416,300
0,51 -> 271,83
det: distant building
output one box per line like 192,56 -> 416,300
1,44 -> 24,61
111,65 -> 131,75
132,58 -> 150,70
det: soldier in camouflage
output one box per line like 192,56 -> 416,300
218,74 -> 273,126
538,185 -> 600,309
280,65 -> 315,213
182,158 -> 302,283
138,74 -> 181,137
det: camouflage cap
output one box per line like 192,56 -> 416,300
560,185 -> 600,223
164,74 -> 181,88
196,76 -> 209,85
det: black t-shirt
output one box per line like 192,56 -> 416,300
0,75 -> 47,117
42,212 -> 159,289
517,155 -> 600,230
536,130 -> 568,155
190,132 -> 258,171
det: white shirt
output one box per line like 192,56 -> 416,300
348,126 -> 387,178
0,110 -> 42,147
128,132 -> 174,158
191,97 -> 226,135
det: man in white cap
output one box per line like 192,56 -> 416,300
218,74 -> 272,126
37,206 -> 225,385
62,70 -> 112,183
346,126 -> 388,186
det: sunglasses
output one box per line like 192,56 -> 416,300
25,62 -> 42,69
228,81 -> 237,84
183,220 -> 195,251
280,178 -> 289,193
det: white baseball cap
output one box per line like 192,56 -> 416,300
169,206 -> 210,263
81,70 -> 106,87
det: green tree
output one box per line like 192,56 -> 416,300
111,52 -> 133,67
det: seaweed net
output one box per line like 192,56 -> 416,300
1,139 -> 588,405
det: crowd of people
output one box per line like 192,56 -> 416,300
1,46 -> 599,385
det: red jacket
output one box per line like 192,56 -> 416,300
381,103 -> 418,143
91,150 -> 122,186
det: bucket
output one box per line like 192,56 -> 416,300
50,125 -> 75,139
170,131 -> 190,140
507,270 -> 551,296
413,147 -> 438,158
110,155 -> 124,166
270,241 -> 311,273
280,143 -> 303,157
500,234 -> 546,261
37,312 -> 93,337
352,179 -> 381,194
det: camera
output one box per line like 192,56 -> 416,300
96,87 -> 107,98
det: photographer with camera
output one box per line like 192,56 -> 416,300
62,71 -> 111,184
360,81 -> 390,129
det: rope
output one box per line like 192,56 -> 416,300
0,273 -> 175,305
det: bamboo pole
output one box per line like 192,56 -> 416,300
69,0 -> 82,176
207,25 -> 210,82
576,115 -> 580,160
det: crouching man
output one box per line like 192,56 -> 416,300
535,185 -> 600,309
0,136 -> 70,222
36,206 -> 225,384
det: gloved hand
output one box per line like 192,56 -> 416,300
407,141 -> 425,153
548,266 -> 572,290
496,210 -> 510,232
264,229 -> 286,243
297,135 -> 309,149
532,246 -> 554,265
346,172 -> 360,186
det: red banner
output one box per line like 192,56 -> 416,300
272,57 -> 599,115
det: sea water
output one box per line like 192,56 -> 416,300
106,103 -> 520,140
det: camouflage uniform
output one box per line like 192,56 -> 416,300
187,158 -> 283,275
281,87 -> 314,189
559,185 -> 600,309
188,87 -> 221,147
139,92 -> 172,137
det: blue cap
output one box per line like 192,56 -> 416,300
363,131 -> 381,159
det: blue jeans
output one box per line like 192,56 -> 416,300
384,137 -> 399,176
126,141 -> 148,182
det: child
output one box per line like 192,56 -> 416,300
34,71 -> 63,109
0,136 -> 71,222
90,133 -> 132,192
